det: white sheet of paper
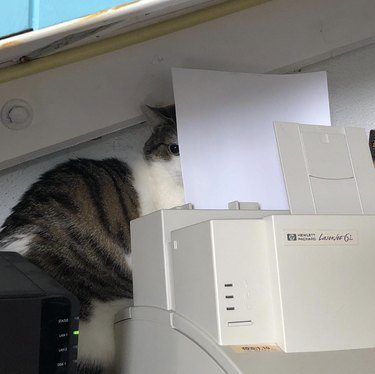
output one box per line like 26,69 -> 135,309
172,68 -> 331,210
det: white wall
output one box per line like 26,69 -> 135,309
302,42 -> 375,134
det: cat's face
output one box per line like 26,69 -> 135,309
142,105 -> 180,162
140,105 -> 184,206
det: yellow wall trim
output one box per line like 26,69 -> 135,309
0,0 -> 270,84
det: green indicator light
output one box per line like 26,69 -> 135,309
73,330 -> 79,335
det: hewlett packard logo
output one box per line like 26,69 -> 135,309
286,234 -> 297,241
284,230 -> 357,246
286,232 -> 316,241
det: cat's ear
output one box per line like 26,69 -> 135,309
141,104 -> 176,126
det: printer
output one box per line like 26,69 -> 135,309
114,123 -> 375,373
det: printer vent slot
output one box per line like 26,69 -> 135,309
228,320 -> 253,327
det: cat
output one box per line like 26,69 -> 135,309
0,104 -> 184,374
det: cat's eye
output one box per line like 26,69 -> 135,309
168,143 -> 180,156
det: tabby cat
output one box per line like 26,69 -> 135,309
0,104 -> 184,374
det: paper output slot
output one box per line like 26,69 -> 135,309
228,320 -> 253,327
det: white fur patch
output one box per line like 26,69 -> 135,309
131,157 -> 185,216
78,298 -> 133,369
0,234 -> 33,255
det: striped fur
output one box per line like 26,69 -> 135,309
0,105 -> 184,374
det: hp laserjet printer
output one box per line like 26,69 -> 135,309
114,123 -> 375,373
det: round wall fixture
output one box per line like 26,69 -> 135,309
1,99 -> 33,130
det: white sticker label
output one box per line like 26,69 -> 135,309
284,230 -> 358,246
231,344 -> 282,353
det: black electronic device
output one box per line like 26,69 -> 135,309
0,251 -> 80,374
